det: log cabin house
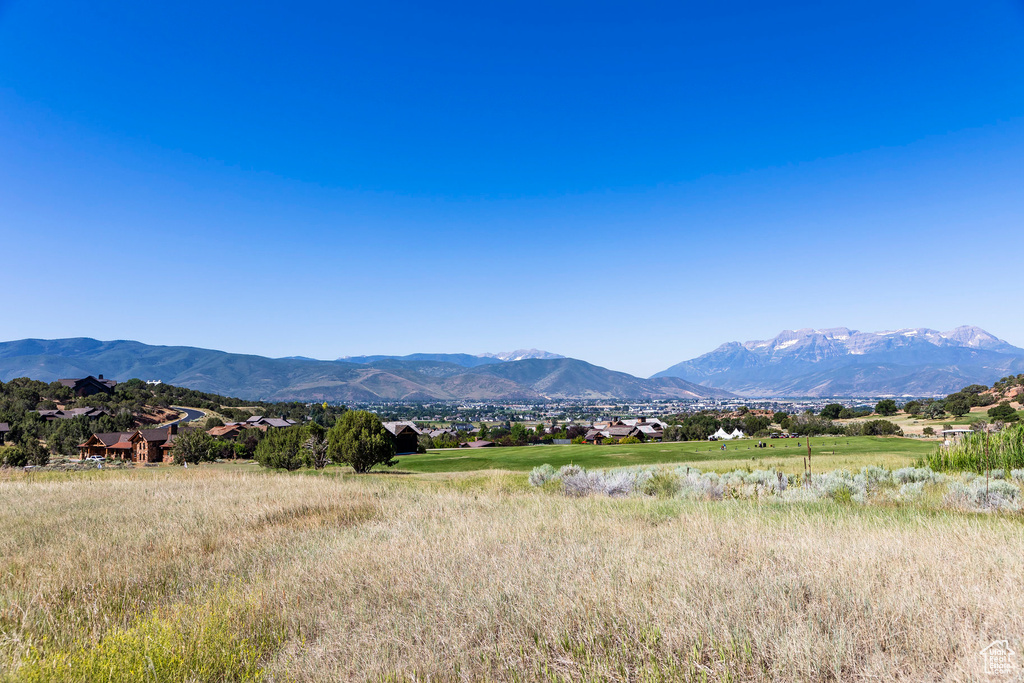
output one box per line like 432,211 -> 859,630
78,424 -> 178,463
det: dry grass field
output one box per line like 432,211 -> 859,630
2,467 -> 1023,682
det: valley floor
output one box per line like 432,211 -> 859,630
1,465 -> 1022,682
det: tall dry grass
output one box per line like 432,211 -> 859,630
1,467 -> 1022,681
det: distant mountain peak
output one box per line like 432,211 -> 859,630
942,325 -> 1004,348
654,325 -> 1024,397
479,349 -> 565,361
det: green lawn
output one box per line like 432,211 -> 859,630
393,436 -> 935,474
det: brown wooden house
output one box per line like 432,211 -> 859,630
78,424 -> 178,463
130,425 -> 178,463
78,432 -> 134,458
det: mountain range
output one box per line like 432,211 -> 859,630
0,338 -> 731,402
336,349 -> 563,367
653,326 -> 1024,397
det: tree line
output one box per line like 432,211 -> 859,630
170,410 -> 398,473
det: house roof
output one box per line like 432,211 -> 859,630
136,428 -> 172,444
81,432 -> 133,447
462,440 -> 495,448
58,376 -> 117,389
0,423 -> 9,432
208,425 -> 242,437
238,416 -> 296,429
623,418 -> 668,429
383,421 -> 421,436
36,407 -> 110,420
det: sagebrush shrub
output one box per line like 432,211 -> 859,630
945,478 -> 1022,511
561,469 -> 605,497
602,471 -> 636,497
558,464 -> 583,478
529,464 -> 558,487
892,467 -> 941,484
525,462 -> 1023,511
898,482 -> 926,500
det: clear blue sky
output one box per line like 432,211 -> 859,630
2,0 -> 1023,377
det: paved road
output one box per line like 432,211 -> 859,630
168,406 -> 205,426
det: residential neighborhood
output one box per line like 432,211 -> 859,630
75,414 -> 300,463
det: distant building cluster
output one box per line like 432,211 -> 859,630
584,417 -> 667,444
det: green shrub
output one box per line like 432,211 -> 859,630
1,444 -> 28,467
254,426 -> 306,470
170,427 -> 217,465
862,420 -> 903,436
327,410 -> 397,473
642,471 -> 682,498
875,399 -> 898,417
988,402 -> 1019,422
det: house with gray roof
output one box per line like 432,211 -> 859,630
58,375 -> 117,397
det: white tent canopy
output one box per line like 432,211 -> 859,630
710,427 -> 746,441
